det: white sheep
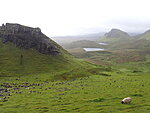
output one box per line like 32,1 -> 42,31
121,97 -> 132,104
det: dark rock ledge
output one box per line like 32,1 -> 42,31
0,23 -> 60,55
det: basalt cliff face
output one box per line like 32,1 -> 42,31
0,23 -> 60,55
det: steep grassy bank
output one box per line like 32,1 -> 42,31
0,40 -> 94,77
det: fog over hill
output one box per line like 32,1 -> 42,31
138,29 -> 150,40
52,28 -> 143,45
104,29 -> 131,39
51,32 -> 105,45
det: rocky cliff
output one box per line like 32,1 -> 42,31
0,23 -> 60,55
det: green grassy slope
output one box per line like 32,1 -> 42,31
99,29 -> 131,43
0,32 -> 150,112
0,60 -> 149,113
99,36 -> 130,43
0,39 -> 108,80
0,43 -> 150,113
0,40 -> 93,77
140,31 -> 150,40
63,40 -> 103,49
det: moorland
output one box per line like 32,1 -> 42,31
0,25 -> 150,113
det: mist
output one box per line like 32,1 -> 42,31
0,0 -> 150,36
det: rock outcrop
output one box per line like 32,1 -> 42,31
0,23 -> 60,55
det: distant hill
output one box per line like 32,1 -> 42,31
63,40 -> 103,49
52,32 -> 105,45
99,29 -> 131,43
99,29 -> 150,51
104,29 -> 130,38
138,30 -> 150,40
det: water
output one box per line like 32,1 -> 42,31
99,42 -> 109,45
83,48 -> 105,52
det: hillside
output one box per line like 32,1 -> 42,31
0,23 -> 94,77
66,29 -> 150,66
104,29 -> 130,38
0,29 -> 150,113
100,29 -> 131,43
63,40 -> 103,49
0,25 -> 150,113
52,33 -> 104,45
138,30 -> 150,40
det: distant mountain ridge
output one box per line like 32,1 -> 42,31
52,32 -> 105,45
138,29 -> 150,40
52,28 -> 150,45
63,40 -> 102,49
98,29 -> 131,43
104,29 -> 131,39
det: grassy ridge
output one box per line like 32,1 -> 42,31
140,32 -> 150,40
0,37 -> 111,79
0,40 -> 92,77
63,40 -> 103,49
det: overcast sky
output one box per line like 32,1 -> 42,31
0,0 -> 150,36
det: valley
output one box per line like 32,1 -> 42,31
0,25 -> 150,113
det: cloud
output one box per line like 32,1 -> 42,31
0,0 -> 150,36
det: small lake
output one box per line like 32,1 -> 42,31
99,42 -> 109,45
83,48 -> 105,52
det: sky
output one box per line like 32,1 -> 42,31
0,0 -> 150,36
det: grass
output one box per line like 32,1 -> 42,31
0,52 -> 150,113
0,38 -> 150,112
0,67 -> 150,113
140,32 -> 150,40
0,40 -> 93,77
